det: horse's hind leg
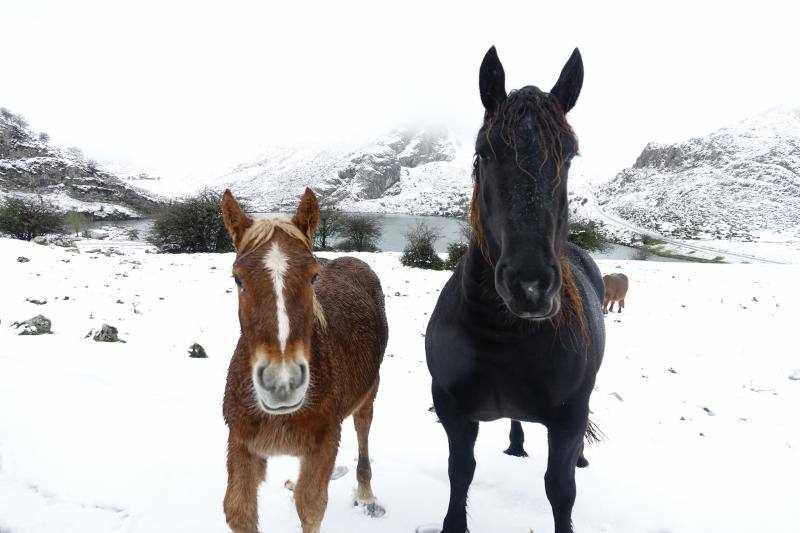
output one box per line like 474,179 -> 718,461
433,380 -> 479,533
608,301 -> 615,312
619,298 -> 625,313
353,382 -> 385,518
503,420 -> 528,457
223,438 -> 267,533
576,442 -> 589,468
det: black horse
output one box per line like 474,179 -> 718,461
422,47 -> 605,533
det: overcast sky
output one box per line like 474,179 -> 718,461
1,0 -> 798,184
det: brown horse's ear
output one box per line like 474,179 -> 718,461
293,187 -> 319,241
221,189 -> 252,251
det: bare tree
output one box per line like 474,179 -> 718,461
336,214 -> 383,252
314,199 -> 344,250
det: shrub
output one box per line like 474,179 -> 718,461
38,131 -> 50,143
127,228 -> 140,241
568,219 -> 610,252
335,213 -> 382,252
445,241 -> 469,269
148,189 -> 243,253
64,211 -> 91,236
0,197 -> 63,241
632,246 -> 652,260
401,221 -> 444,270
314,200 -> 344,251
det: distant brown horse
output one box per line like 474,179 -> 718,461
221,188 -> 388,533
602,273 -> 629,314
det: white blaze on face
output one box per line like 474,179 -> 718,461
264,243 -> 290,355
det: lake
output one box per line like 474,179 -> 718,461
94,213 -> 668,261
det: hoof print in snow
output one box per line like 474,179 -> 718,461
13,315 -> 52,335
789,370 -> 800,381
93,324 -> 122,343
703,406 -> 715,416
416,525 -> 442,533
17,256 -> 30,262
26,298 -> 47,305
354,499 -> 386,518
609,392 -> 624,402
188,343 -> 207,358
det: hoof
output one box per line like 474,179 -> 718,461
354,499 -> 386,518
576,456 -> 589,468
503,446 -> 528,458
331,465 -> 349,480
415,525 -> 442,533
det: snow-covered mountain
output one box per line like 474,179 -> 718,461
595,108 -> 800,241
219,128 -> 474,216
0,108 -> 160,219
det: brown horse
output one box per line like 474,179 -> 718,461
221,188 -> 388,533
602,273 -> 628,314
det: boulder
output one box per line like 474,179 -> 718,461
17,256 -> 30,263
93,324 -> 121,342
32,236 -> 48,245
13,315 -> 52,335
188,343 -> 207,358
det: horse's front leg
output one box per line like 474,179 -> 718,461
295,427 -> 340,533
432,380 -> 479,533
224,437 -> 267,533
544,423 -> 586,533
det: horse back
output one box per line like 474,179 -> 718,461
313,256 -> 388,415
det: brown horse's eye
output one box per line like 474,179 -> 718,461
311,274 -> 318,285
233,275 -> 243,291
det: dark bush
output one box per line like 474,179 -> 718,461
38,131 -> 50,143
148,190 -> 243,253
568,219 -> 610,252
64,211 -> 91,236
0,197 -> 63,240
445,241 -> 469,269
335,213 -> 382,252
401,221 -> 444,270
314,200 -> 344,251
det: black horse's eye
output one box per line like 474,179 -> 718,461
311,274 -> 318,285
233,275 -> 243,290
477,151 -> 489,162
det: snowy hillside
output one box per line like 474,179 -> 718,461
1,238 -> 799,532
220,129 -> 474,216
595,108 -> 800,241
0,108 -> 160,218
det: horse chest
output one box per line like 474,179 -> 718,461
428,323 -> 584,423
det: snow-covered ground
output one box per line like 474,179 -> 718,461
1,238 -> 799,533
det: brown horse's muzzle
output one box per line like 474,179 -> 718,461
252,357 -> 310,414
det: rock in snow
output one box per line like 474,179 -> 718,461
13,314 -> 51,335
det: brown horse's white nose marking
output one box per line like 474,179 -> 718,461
264,242 -> 290,355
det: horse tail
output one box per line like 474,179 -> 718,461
585,418 -> 605,445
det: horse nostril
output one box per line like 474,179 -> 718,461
288,363 -> 307,391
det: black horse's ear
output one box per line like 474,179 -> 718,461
479,46 -> 506,114
550,48 -> 583,113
